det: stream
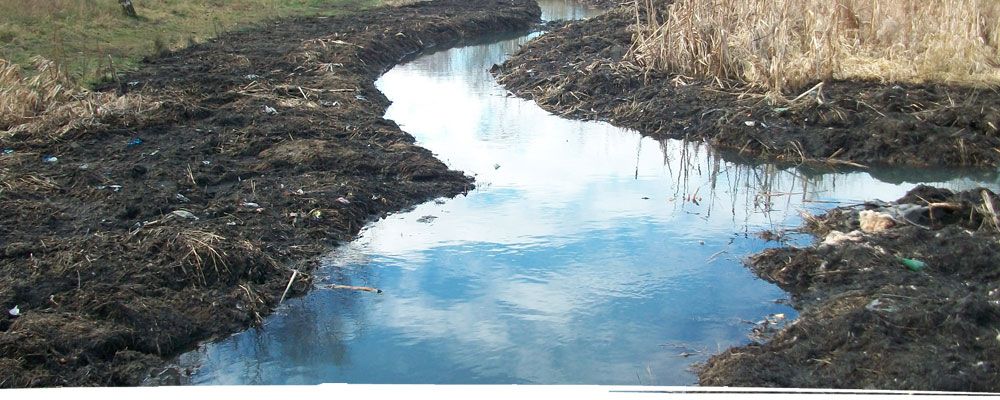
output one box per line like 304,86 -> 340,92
172,0 -> 1000,385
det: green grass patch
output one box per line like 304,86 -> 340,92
0,0 -> 383,86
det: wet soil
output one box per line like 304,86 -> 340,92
699,186 -> 1000,391
493,8 -> 1000,168
0,0 -> 540,387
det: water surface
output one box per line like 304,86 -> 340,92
175,0 -> 999,386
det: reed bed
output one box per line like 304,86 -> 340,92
1,57 -> 158,139
631,0 -> 1000,96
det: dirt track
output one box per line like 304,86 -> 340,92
0,0 -> 540,387
494,8 -> 1000,168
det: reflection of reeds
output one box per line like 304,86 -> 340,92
632,0 -> 1000,96
659,138 -> 836,230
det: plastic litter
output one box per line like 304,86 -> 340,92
170,210 -> 199,220
859,210 -> 895,233
42,155 -> 58,164
127,138 -> 143,147
898,257 -> 926,271
822,230 -> 864,246
262,105 -> 278,115
335,197 -> 351,205
175,193 -> 191,203
2,148 -> 13,155
8,305 -> 19,317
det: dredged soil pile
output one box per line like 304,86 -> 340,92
494,8 -> 1000,168
700,186 -> 1000,391
0,0 -> 540,387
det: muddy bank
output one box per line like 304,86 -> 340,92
493,8 -> 1000,168
0,0 -> 540,387
698,186 -> 1000,390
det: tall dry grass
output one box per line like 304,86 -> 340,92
632,0 -> 1000,96
1,57 -> 158,139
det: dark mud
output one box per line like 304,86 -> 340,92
0,0 -> 540,387
494,8 -> 1000,168
699,186 -> 1000,391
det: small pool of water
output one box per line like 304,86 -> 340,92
173,0 -> 1000,386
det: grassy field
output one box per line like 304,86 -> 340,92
632,0 -> 1000,96
0,0 -> 384,86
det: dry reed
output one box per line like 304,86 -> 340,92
631,0 -> 1000,96
1,57 -> 159,139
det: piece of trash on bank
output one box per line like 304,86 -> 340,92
859,210 -> 895,233
749,313 -> 787,343
821,230 -> 864,246
325,284 -> 382,294
897,257 -> 926,272
865,298 -> 898,313
2,148 -> 13,155
239,202 -> 264,213
170,210 -> 199,220
335,196 -> 350,205
42,155 -> 58,164
262,105 -> 278,115
175,193 -> 191,203
126,138 -> 143,148
96,185 -> 123,192
417,215 -> 437,223
8,305 -> 20,317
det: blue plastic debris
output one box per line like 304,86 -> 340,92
2,148 -> 13,155
127,138 -> 144,147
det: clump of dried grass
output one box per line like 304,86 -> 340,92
632,0 -> 1000,97
173,229 -> 230,284
1,57 -> 160,139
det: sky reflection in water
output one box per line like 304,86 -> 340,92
176,0 -> 999,386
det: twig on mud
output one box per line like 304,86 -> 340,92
856,100 -> 887,117
789,82 -> 826,105
186,164 -> 196,186
980,190 -> 1000,231
278,269 -> 300,304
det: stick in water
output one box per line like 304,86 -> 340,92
279,269 -> 300,304
327,284 -> 383,294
